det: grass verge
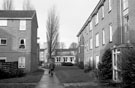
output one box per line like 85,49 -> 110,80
55,66 -> 94,83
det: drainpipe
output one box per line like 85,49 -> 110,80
120,0 -> 123,44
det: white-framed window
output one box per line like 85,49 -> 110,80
0,20 -> 7,26
90,56 -> 93,66
102,29 -> 105,45
123,0 -> 128,10
19,38 -> 26,49
89,38 -> 93,49
78,47 -> 80,53
96,55 -> 99,69
90,21 -> 93,31
102,5 -> 105,18
109,24 -> 113,42
0,57 -> 7,62
108,0 -> 112,11
70,57 -> 74,62
18,57 -> 25,68
20,20 -> 26,30
0,38 -> 7,45
95,13 -> 99,25
96,33 -> 99,47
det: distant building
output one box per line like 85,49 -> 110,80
0,10 -> 38,72
53,49 -> 77,66
77,0 -> 135,82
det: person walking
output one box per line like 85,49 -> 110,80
49,62 -> 55,76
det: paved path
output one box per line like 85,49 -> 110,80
35,69 -> 64,88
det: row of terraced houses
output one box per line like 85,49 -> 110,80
0,10 -> 39,72
77,0 -> 135,82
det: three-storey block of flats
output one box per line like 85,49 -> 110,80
77,0 -> 134,71
0,10 -> 39,72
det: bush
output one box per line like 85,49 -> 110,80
77,61 -> 84,69
121,47 -> 135,88
61,62 -> 73,66
84,65 -> 92,73
98,49 -> 112,83
0,68 -> 25,79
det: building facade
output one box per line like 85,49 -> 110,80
77,0 -> 135,81
53,49 -> 77,66
0,10 -> 38,72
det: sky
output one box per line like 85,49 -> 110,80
0,0 -> 99,48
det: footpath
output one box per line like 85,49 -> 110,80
35,69 -> 64,88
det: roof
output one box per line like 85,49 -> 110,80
0,10 -> 36,19
55,49 -> 77,52
77,0 -> 105,37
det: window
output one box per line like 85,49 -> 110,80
96,56 -> 99,69
108,0 -> 112,11
123,0 -> 128,10
90,21 -> 93,31
102,29 -> 105,45
89,38 -> 93,49
102,6 -> 104,18
90,56 -> 93,66
78,47 -> 80,53
18,57 -> 25,68
20,20 -> 26,30
19,39 -> 26,49
70,57 -> 73,62
95,13 -> 99,25
0,57 -> 6,62
96,33 -> 99,47
0,20 -> 7,26
0,38 -> 7,45
109,24 -> 113,42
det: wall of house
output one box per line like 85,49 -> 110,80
30,14 -> 38,72
77,34 -> 84,63
80,0 -> 124,68
0,19 -> 32,72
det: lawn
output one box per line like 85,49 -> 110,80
0,69 -> 44,88
55,66 -> 94,83
55,66 -> 118,88
65,85 -> 117,88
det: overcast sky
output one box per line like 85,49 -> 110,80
0,0 -> 99,48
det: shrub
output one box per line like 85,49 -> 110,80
121,47 -> 135,88
61,62 -> 73,66
77,61 -> 84,69
84,65 -> 92,73
98,49 -> 112,82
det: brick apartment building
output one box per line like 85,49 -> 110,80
77,0 -> 135,81
0,10 -> 38,72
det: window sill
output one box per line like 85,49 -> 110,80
95,23 -> 99,26
108,10 -> 112,13
0,44 -> 7,46
95,46 -> 99,48
109,41 -> 112,43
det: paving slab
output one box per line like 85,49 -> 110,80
35,69 -> 64,88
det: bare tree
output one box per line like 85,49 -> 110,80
60,42 -> 66,49
23,0 -> 34,10
46,7 -> 59,62
69,42 -> 78,49
2,0 -> 14,10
